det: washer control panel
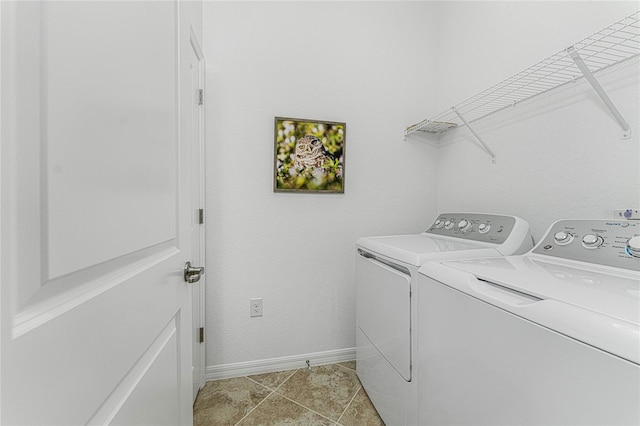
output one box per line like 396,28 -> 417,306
426,213 -> 516,244
533,219 -> 640,270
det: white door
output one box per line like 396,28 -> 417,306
189,33 -> 206,402
1,2 -> 198,424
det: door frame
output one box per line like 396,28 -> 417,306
190,24 -> 206,399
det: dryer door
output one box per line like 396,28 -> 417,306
356,251 -> 411,380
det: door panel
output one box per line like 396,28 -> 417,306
11,1 -> 178,309
1,2 -> 194,424
42,1 -> 177,280
91,316 -> 180,425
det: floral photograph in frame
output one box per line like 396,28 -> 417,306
274,117 -> 346,193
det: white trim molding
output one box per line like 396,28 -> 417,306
205,347 -> 356,381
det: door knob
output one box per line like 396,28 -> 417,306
184,261 -> 205,283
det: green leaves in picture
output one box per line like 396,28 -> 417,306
274,117 -> 346,193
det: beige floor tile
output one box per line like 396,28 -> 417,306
238,393 -> 335,425
276,364 -> 361,422
194,377 -> 272,426
247,369 -> 297,390
193,363 -> 384,426
338,387 -> 385,426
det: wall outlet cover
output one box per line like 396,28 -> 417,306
250,298 -> 263,317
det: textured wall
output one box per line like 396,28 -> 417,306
202,2 -> 439,369
432,2 -> 640,240
201,1 -> 639,372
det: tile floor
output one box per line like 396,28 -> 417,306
193,362 -> 385,425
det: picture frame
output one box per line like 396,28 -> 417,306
274,117 -> 346,193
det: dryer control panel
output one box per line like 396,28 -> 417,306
426,213 -> 517,245
533,219 -> 640,270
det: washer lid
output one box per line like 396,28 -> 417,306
443,256 -> 640,325
357,234 -> 498,267
423,256 -> 640,363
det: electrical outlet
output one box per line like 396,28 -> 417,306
250,298 -> 263,317
614,209 -> 640,220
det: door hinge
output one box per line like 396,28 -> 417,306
198,89 -> 204,105
198,208 -> 204,225
199,327 -> 204,343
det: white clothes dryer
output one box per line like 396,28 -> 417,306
416,219 -> 640,425
356,213 -> 533,426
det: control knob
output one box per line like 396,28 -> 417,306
434,219 -> 443,228
478,223 -> 490,234
553,231 -> 573,245
457,219 -> 472,232
627,236 -> 640,258
444,220 -> 454,230
582,234 -> 603,249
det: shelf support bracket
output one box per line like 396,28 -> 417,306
453,108 -> 496,163
568,46 -> 631,140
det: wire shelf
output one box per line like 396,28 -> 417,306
406,11 -> 640,136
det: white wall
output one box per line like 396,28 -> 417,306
202,1 -> 640,375
203,1 -> 439,373
433,2 -> 640,240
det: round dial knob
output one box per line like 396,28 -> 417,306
478,223 -> 490,234
582,234 -> 603,249
434,219 -> 443,228
627,236 -> 640,258
457,219 -> 472,232
554,231 -> 573,245
444,220 -> 454,230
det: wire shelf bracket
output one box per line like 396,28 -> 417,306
568,46 -> 631,139
405,11 -> 639,154
453,108 -> 496,163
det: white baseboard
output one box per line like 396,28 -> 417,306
205,347 -> 356,381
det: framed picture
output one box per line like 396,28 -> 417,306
274,117 -> 346,193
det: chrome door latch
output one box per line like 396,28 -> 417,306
184,261 -> 205,283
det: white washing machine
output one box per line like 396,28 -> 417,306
356,213 -> 533,426
417,219 -> 640,425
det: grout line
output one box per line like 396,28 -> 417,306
233,392 -> 273,426
233,383 -> 275,426
276,391 -> 341,425
271,368 -> 299,393
234,369 -> 300,426
244,375 -> 264,387
333,362 -> 357,373
202,363 -> 363,426
336,384 -> 362,425
271,365 -> 361,425
244,367 -> 298,392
